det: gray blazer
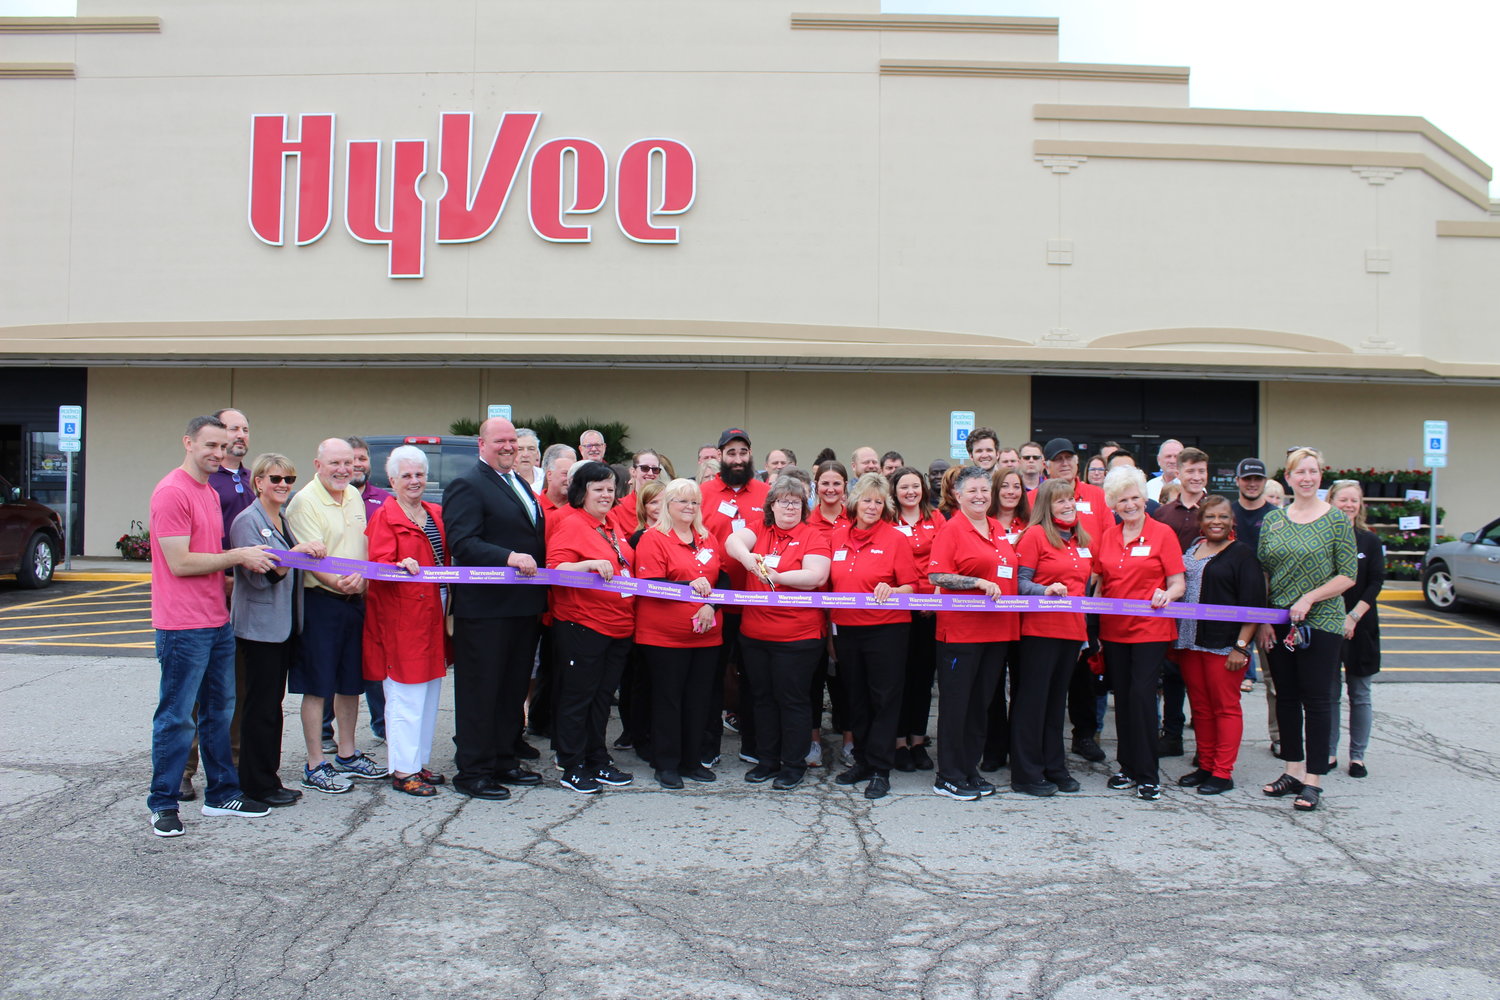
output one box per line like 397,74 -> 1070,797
230,501 -> 303,643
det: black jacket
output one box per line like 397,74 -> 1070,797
1194,540 -> 1267,650
442,459 -> 548,619
1342,528 -> 1383,675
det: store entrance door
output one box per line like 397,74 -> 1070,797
1029,376 -> 1258,495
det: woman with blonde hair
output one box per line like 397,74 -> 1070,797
1011,478 -> 1096,797
634,478 -> 722,789
1257,448 -> 1356,811
827,472 -> 920,799
1326,479 -> 1383,779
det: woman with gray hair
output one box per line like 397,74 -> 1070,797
724,475 -> 833,790
362,445 -> 450,797
1095,465 -> 1185,800
827,472 -> 920,799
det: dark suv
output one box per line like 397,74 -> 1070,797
364,435 -> 479,504
0,473 -> 62,588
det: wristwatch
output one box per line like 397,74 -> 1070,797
1233,640 -> 1251,653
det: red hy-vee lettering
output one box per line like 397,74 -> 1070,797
248,112 -> 697,278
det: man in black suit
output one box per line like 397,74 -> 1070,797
442,418 -> 548,800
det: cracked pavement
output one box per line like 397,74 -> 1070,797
2,652 -> 1497,999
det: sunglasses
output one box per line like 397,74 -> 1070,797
1283,624 -> 1313,651
635,465 -> 662,474
265,475 -> 297,485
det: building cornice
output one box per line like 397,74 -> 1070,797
882,59 -> 1187,85
0,16 -> 160,33
1436,220 -> 1500,238
1033,138 -> 1491,210
0,62 -> 74,78
1035,103 -> 1491,182
792,12 -> 1057,34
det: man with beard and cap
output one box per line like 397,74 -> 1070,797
698,428 -> 771,766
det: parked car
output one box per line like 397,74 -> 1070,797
363,435 -> 478,504
0,473 -> 62,588
1422,517 -> 1500,611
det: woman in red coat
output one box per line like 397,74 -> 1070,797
363,446 -> 451,797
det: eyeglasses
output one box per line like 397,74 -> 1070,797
266,475 -> 297,485
228,468 -> 245,494
669,498 -> 700,506
635,464 -> 662,474
772,498 -> 803,508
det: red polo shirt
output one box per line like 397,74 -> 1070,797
700,476 -> 770,601
739,521 -> 832,642
633,527 -> 722,648
827,521 -> 920,628
895,513 -> 943,594
1094,518 -> 1185,644
546,513 -> 636,638
539,492 -> 581,529
928,514 -> 1020,643
1015,524 -> 1093,641
608,491 -> 645,538
808,508 -> 850,540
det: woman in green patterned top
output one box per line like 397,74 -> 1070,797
1255,447 -> 1357,811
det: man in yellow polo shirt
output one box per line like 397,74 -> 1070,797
286,438 -> 388,793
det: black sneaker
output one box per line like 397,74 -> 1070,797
933,778 -> 981,801
612,733 -> 634,750
654,769 -> 683,789
151,810 -> 184,837
1157,733 -> 1185,757
910,744 -> 934,771
968,777 -> 996,797
835,764 -> 872,786
772,768 -> 805,790
738,751 -> 760,765
682,765 -> 717,783
1071,737 -> 1106,763
1197,776 -> 1234,795
560,771 -> 602,794
1107,771 -> 1137,790
1177,768 -> 1212,787
744,763 -> 778,784
201,797 -> 270,818
864,775 -> 891,800
893,746 -> 915,772
595,764 -> 634,787
1137,783 -> 1163,801
1050,775 -> 1082,793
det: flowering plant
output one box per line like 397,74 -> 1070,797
116,520 -> 151,560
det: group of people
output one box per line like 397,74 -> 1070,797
145,414 -> 1381,838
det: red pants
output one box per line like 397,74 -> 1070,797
1176,649 -> 1246,779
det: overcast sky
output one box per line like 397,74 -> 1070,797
885,0 -> 1496,193
6,0 -> 1493,192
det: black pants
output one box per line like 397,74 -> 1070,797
739,635 -> 821,771
618,643 -> 651,750
1267,624 -> 1340,776
936,641 -> 1008,784
1011,636 -> 1079,786
529,624 -> 555,739
1105,640 -> 1168,785
832,622 -> 908,775
810,646 -> 848,733
981,643 -> 1019,764
1068,653 -> 1107,740
452,615 -> 540,784
644,643 -> 718,771
898,612 -> 939,739
236,636 -> 294,798
552,621 -> 633,774
1160,656 -> 1187,738
702,613 -> 746,762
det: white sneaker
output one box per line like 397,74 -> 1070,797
840,743 -> 856,767
805,741 -> 824,768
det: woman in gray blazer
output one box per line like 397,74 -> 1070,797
230,452 -> 326,806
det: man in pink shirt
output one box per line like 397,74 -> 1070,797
147,414 -> 278,838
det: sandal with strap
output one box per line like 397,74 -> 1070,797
1293,784 -> 1322,811
1262,773 -> 1304,797
392,773 -> 437,797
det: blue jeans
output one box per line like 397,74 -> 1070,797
1329,670 -> 1374,761
150,623 -> 242,812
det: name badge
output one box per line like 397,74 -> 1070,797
696,548 -> 713,564
1077,547 -> 1092,558
896,524 -> 913,536
260,527 -> 273,538
618,568 -> 630,577
833,550 -> 848,562
1076,501 -> 1092,514
731,518 -> 746,532
997,565 -> 1014,579
760,555 -> 780,570
717,500 -> 738,518
617,567 -> 631,597
1131,546 -> 1151,557
1006,532 -> 1019,545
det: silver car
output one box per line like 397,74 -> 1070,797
1422,518 -> 1500,611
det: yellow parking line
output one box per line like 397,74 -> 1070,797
53,572 -> 151,583
4,582 -> 143,610
0,607 -> 154,621
0,617 -> 149,632
0,627 -> 154,642
0,598 -> 151,616
0,638 -> 153,649
1381,650 -> 1500,655
1384,636 -> 1500,642
1382,604 -> 1500,638
1383,666 -> 1500,671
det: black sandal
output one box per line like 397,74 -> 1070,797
1293,785 -> 1322,811
1262,773 -> 1304,797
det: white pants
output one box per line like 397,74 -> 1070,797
382,676 -> 441,775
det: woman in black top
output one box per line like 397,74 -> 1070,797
1327,480 -> 1382,777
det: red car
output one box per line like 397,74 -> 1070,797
0,473 -> 62,588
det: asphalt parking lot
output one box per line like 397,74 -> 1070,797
4,579 -> 1497,680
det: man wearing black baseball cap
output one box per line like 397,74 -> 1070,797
698,428 -> 770,767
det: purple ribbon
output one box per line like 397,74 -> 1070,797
270,549 -> 1287,624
